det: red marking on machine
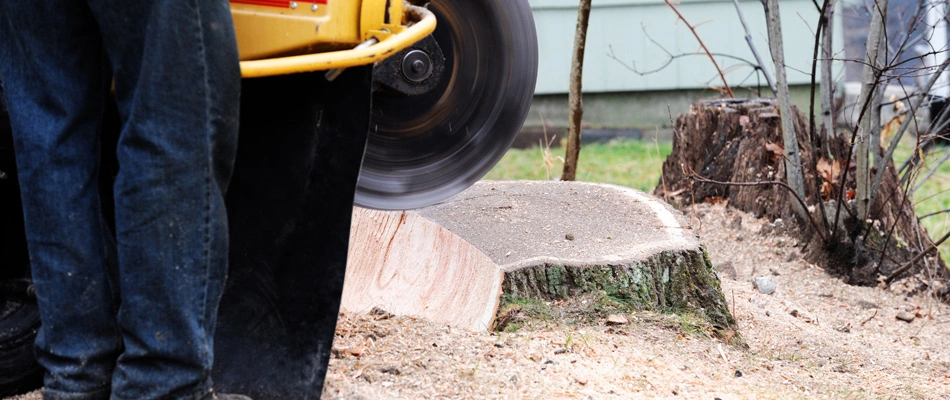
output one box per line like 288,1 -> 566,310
230,0 -> 328,7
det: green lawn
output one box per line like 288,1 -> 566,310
486,138 -> 950,265
483,139 -> 672,192
888,134 -> 950,265
901,143 -> 950,265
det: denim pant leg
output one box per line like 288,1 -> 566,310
0,3 -> 121,399
86,1 -> 241,399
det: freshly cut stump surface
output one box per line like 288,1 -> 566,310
343,181 -> 734,331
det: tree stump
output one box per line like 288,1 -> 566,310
343,181 -> 736,333
656,98 -> 946,286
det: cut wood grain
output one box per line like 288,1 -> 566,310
343,209 -> 503,331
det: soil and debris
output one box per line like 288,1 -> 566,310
319,203 -> 950,399
6,203 -> 950,400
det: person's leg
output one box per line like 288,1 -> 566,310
86,1 -> 240,399
0,2 -> 121,399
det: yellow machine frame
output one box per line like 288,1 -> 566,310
230,0 -> 436,78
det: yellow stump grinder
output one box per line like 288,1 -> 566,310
0,1 -> 538,398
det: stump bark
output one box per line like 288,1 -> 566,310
656,98 -> 946,286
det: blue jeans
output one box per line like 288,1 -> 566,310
0,1 -> 240,399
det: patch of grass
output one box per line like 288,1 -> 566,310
496,292 -> 722,343
913,155 -> 950,265
561,331 -> 594,353
563,332 -> 573,350
673,311 -> 714,338
893,137 -> 950,266
591,291 -> 638,317
638,310 -> 715,339
495,291 -> 639,331
493,295 -> 556,332
459,359 -> 480,378
484,139 -> 672,192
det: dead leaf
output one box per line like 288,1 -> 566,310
820,182 -> 833,202
706,196 -> 726,205
881,95 -> 907,145
847,189 -> 856,200
816,158 -> 841,185
721,328 -> 737,344
605,314 -> 629,325
765,142 -> 784,163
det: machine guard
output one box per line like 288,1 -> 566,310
213,67 -> 374,398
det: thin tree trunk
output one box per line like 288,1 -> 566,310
869,35 -> 885,169
856,0 -> 888,220
820,0 -> 837,147
765,0 -> 809,224
562,0 -> 592,182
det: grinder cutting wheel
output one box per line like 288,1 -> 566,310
359,0 -> 539,209
0,0 -> 537,398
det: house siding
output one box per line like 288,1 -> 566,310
530,0 -> 839,95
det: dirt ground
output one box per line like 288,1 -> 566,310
8,203 -> 950,399
321,203 -> 950,400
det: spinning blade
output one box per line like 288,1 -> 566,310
355,0 -> 539,210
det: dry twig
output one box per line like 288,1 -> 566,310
664,0 -> 735,98
884,228 -> 950,284
684,168 -> 829,241
861,309 -> 878,326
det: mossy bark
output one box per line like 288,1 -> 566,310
500,246 -> 736,331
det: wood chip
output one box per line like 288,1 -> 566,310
896,311 -> 915,323
606,314 -> 629,325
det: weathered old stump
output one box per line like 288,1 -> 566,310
342,181 -> 735,332
655,98 -> 945,286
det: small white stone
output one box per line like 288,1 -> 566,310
753,276 -> 777,295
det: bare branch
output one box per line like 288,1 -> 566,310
920,208 -> 950,220
607,44 -> 759,78
912,146 -> 950,194
872,58 -> 950,200
684,169 -> 829,241
885,228 -> 950,284
664,0 -> 735,98
872,154 -> 919,275
732,0 -> 777,94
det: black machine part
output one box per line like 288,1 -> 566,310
356,0 -> 539,210
373,34 -> 446,96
